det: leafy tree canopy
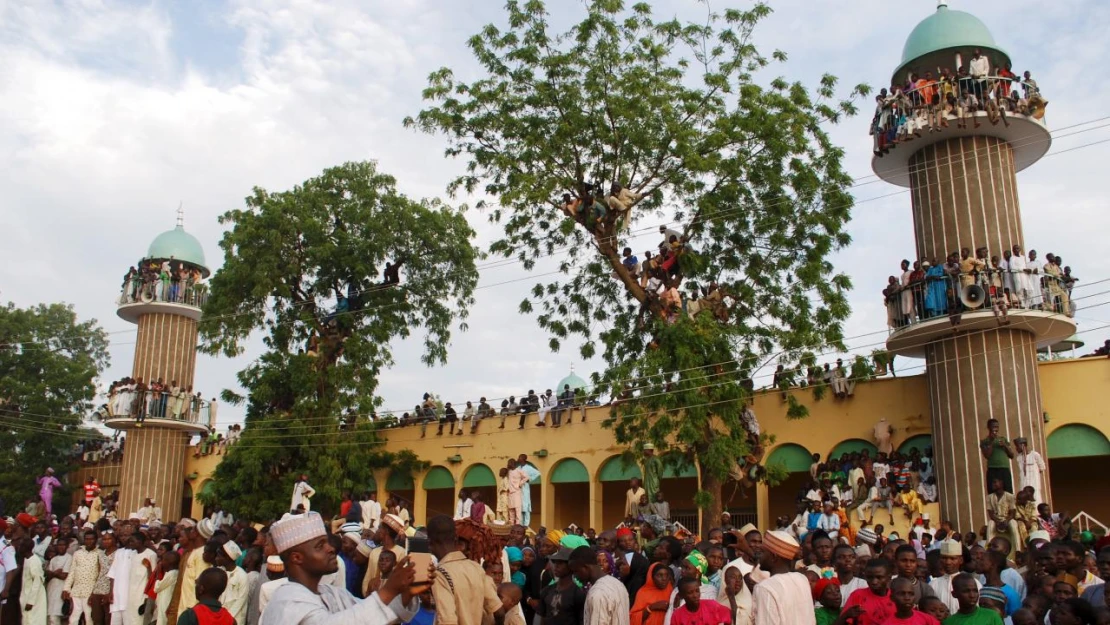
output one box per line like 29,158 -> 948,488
198,161 -> 475,518
406,0 -> 866,529
0,302 -> 109,513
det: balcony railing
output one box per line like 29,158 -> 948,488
884,266 -> 1074,332
102,388 -> 214,425
118,273 -> 208,309
870,74 -> 1047,154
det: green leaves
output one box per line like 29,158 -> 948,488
0,303 -> 109,511
409,0 -> 863,527
198,161 -> 476,517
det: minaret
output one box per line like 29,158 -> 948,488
107,211 -> 211,518
877,4 -> 1074,532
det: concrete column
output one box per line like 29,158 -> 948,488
118,428 -> 191,517
540,474 -> 554,529
756,482 -> 771,531
924,329 -> 1050,532
414,472 -> 428,527
132,312 -> 199,389
589,478 -> 603,531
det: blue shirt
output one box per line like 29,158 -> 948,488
623,255 -> 639,270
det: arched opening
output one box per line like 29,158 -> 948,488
661,464 -> 700,532
765,444 -> 813,524
461,464 -> 498,520
386,471 -> 415,521
827,439 -> 878,463
198,479 -> 215,518
422,466 -> 456,521
897,434 -> 933,456
550,459 -> 590,530
598,455 -> 642,529
181,481 -> 194,520
1048,424 -> 1110,521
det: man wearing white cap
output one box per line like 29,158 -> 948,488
750,531 -> 815,625
216,541 -> 248,625
178,519 -> 216,619
261,512 -> 422,625
927,540 -> 980,613
360,515 -> 406,598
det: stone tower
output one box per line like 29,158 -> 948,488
877,2 -> 1073,532
106,214 -> 212,518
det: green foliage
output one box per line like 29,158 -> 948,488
198,161 -> 476,518
407,0 -> 864,525
0,303 -> 109,513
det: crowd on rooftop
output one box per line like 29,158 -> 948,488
102,378 -> 214,427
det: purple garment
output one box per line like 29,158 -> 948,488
470,500 -> 487,522
37,475 -> 61,515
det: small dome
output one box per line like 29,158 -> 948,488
893,4 -> 1009,83
555,371 -> 588,394
147,225 -> 209,276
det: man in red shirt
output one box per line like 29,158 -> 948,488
881,577 -> 940,625
844,557 -> 896,625
83,477 -> 100,505
670,578 -> 730,625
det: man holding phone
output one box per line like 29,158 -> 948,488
261,512 -> 429,625
428,515 -> 506,625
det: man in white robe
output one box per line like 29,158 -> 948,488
260,512 -> 422,625
20,540 -> 48,625
46,538 -> 72,625
516,454 -> 542,528
108,544 -> 134,625
360,493 -> 381,533
217,541 -> 249,625
290,475 -> 316,513
1015,438 -> 1047,506
928,540 -> 980,613
750,531 -> 815,625
125,535 -> 155,625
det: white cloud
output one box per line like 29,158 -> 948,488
1,0 -> 1107,434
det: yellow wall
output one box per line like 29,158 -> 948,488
178,357 -> 1109,533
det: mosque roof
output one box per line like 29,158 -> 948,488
147,225 -> 209,276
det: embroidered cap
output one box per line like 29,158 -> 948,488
222,541 -> 242,560
763,530 -> 800,561
271,511 -> 327,553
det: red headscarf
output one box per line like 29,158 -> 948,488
812,577 -> 840,602
631,563 -> 673,625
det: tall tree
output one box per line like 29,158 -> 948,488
0,303 -> 109,513
406,0 -> 866,531
199,161 -> 476,518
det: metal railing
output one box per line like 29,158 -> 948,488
870,74 -> 1047,151
118,275 -> 208,308
1071,511 -> 1108,535
884,267 -> 1074,331
103,388 -> 213,425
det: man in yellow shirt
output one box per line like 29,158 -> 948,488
177,518 -> 215,618
898,485 -> 925,523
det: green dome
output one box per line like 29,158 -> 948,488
893,4 -> 1009,82
147,225 -> 209,276
556,371 -> 588,393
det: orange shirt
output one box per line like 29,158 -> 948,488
916,79 -> 936,105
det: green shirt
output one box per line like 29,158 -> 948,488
643,456 -> 663,499
943,607 -> 1004,625
982,437 -> 1011,468
815,606 -> 840,625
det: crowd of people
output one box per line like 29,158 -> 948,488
870,50 -> 1048,155
119,258 -> 208,308
376,388 -> 603,436
69,438 -> 124,466
99,379 -> 214,427
1,455 -> 1105,625
884,246 -> 1077,330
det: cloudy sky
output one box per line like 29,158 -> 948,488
3,0 -> 1109,431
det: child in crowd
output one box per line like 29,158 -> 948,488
943,573 -> 1003,625
177,568 -> 233,625
882,577 -> 939,625
498,583 -> 526,625
918,596 -> 949,623
154,550 -> 180,625
670,578 -> 730,625
843,557 -> 896,625
366,549 -> 397,593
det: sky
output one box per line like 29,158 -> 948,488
3,0 -> 1109,432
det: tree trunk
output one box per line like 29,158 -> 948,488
700,468 -> 724,537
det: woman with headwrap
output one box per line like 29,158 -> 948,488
663,551 -> 721,625
717,563 -> 753,625
506,546 -> 527,588
631,563 -> 674,625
